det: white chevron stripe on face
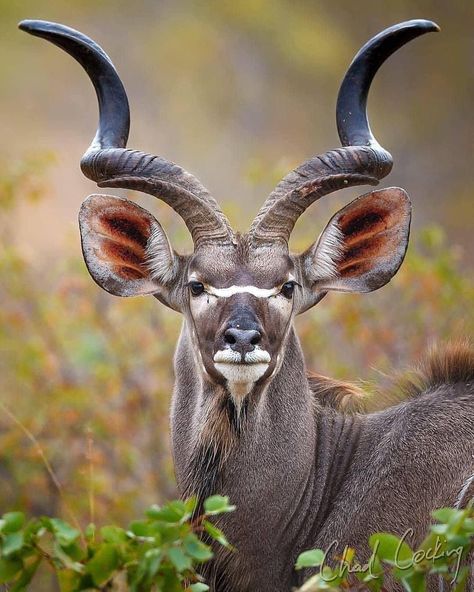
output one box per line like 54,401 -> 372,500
206,285 -> 280,298
188,273 -> 296,299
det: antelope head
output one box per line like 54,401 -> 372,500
20,19 -> 438,403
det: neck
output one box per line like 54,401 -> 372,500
171,323 -> 313,494
170,321 -> 362,586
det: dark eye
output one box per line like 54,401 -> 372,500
189,281 -> 205,296
281,281 -> 296,299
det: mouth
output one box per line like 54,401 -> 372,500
213,348 -> 271,385
213,349 -> 271,365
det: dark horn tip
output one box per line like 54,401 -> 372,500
18,19 -> 37,32
18,19 -> 32,31
19,18 -> 130,152
19,19 -> 56,35
336,18 -> 439,149
405,19 -> 440,33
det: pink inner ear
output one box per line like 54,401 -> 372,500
90,208 -> 153,282
98,238 -> 148,279
336,193 -> 408,277
97,212 -> 150,248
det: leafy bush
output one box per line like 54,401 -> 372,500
1,501 -> 472,591
0,495 -> 234,591
295,504 -> 474,592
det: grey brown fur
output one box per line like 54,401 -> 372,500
20,17 -> 474,592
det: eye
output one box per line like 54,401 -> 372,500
189,281 -> 205,296
280,281 -> 296,299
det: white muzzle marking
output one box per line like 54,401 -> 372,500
213,348 -> 271,364
213,347 -> 271,392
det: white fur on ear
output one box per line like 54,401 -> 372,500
305,223 -> 345,282
145,222 -> 178,285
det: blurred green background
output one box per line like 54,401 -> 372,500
0,0 -> 473,553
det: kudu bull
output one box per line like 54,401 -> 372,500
20,18 -> 474,591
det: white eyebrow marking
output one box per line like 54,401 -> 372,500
188,274 -> 296,299
207,285 -> 280,298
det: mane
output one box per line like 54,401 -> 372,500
307,372 -> 367,413
308,339 -> 474,413
395,339 -> 474,398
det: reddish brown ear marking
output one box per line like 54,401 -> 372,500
339,234 -> 392,277
113,265 -> 145,281
342,235 -> 386,265
304,187 -> 411,294
335,190 -> 410,279
338,195 -> 404,244
339,209 -> 387,239
96,212 -> 151,249
84,197 -> 155,280
79,194 -> 177,298
99,238 -> 147,272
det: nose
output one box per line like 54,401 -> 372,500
224,328 -> 262,355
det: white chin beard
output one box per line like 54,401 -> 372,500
214,362 -> 269,400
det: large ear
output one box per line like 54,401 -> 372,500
79,194 -> 179,299
301,188 -> 411,293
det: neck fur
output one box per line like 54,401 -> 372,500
171,323 -> 313,501
170,321 -> 363,588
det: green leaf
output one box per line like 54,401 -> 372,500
370,533 -> 413,565
1,512 -> 25,534
57,569 -> 81,592
418,531 -> 447,553
183,534 -> 213,562
60,541 -> 86,562
430,524 -> 448,535
85,544 -> 119,586
144,505 -> 162,519
100,525 -> 128,544
129,520 -> 153,537
462,520 -> 474,535
203,520 -> 231,548
146,500 -> 187,523
157,568 -> 183,591
295,549 -> 325,570
52,543 -> 84,573
184,497 -> 198,515
203,495 -> 235,516
2,532 -> 24,556
447,535 -> 470,550
0,557 -> 22,583
432,508 -> 462,524
144,548 -> 162,575
167,546 -> 192,572
400,570 -> 426,592
149,523 -> 179,545
135,548 -> 162,586
50,519 -> 81,546
190,584 -> 210,591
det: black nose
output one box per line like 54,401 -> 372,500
224,328 -> 262,354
